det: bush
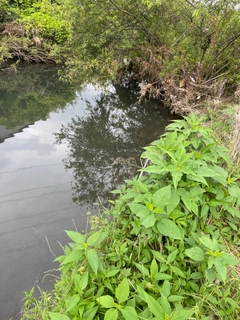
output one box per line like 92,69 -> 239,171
22,114 -> 240,320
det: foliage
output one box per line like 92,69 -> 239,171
64,0 -> 240,85
22,114 -> 240,320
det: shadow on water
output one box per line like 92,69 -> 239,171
55,83 -> 176,209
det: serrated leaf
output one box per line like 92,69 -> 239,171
167,249 -> 179,263
62,248 -> 83,265
185,247 -> 205,261
153,185 -> 172,207
86,249 -> 99,274
157,219 -> 182,240
116,278 -> 129,304
65,230 -> 85,244
104,308 -> 118,320
49,313 -> 70,320
172,171 -> 183,189
97,295 -> 115,308
77,270 -> 88,290
181,193 -> 191,211
83,306 -> 98,319
167,191 -> 180,214
120,306 -> 138,320
106,269 -> 120,277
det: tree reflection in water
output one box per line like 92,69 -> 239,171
55,84 -> 175,209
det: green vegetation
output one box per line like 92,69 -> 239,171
0,1 -> 239,111
22,114 -> 240,319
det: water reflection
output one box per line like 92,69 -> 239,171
0,64 -> 77,141
55,84 -> 175,208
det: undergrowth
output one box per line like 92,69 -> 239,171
21,114 -> 240,320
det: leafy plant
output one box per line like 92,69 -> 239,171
21,114 -> 240,320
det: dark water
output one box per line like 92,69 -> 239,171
0,65 -> 175,319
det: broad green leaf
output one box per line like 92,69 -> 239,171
104,308 -> 118,320
199,235 -> 218,251
144,292 -> 164,318
128,203 -> 149,217
200,204 -> 209,217
185,247 -> 205,261
97,295 -> 115,308
77,270 -> 88,290
86,249 -> 99,274
120,306 -> 138,320
167,191 -> 180,214
62,248 -> 83,265
87,231 -> 108,247
228,184 -> 240,198
116,278 -> 129,304
49,313 -> 70,320
106,269 -> 120,277
167,249 -> 178,263
65,230 -> 85,244
65,294 -> 80,312
157,219 -> 182,240
153,185 -> 171,207
141,213 -> 156,228
160,294 -> 171,315
220,252 -> 238,266
181,193 -> 191,211
172,171 -> 183,189
214,258 -> 227,282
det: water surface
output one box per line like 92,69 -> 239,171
0,65 -> 175,319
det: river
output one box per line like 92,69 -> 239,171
0,65 -> 175,319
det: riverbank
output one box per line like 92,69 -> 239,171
21,114 -> 240,320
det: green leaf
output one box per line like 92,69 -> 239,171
170,308 -> 193,320
97,295 -> 115,308
120,306 -> 138,320
228,184 -> 240,198
144,292 -> 164,318
87,231 -> 108,247
181,193 -> 191,211
168,295 -> 184,302
157,219 -> 182,240
220,252 -> 238,266
172,171 -> 183,189
150,259 -> 158,278
141,213 -> 156,228
167,249 -> 178,263
171,266 -> 186,278
167,190 -> 180,214
78,270 -> 88,290
62,248 -> 83,265
154,273 -> 172,280
65,294 -> 80,312
214,258 -> 227,282
135,263 -> 150,277
65,230 -> 85,244
86,249 -> 99,274
106,269 -> 120,277
83,306 -> 98,319
49,313 -> 70,320
153,185 -> 171,207
185,247 -> 205,261
115,278 -> 129,304
104,308 -> 118,320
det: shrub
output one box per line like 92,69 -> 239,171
22,114 -> 240,320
